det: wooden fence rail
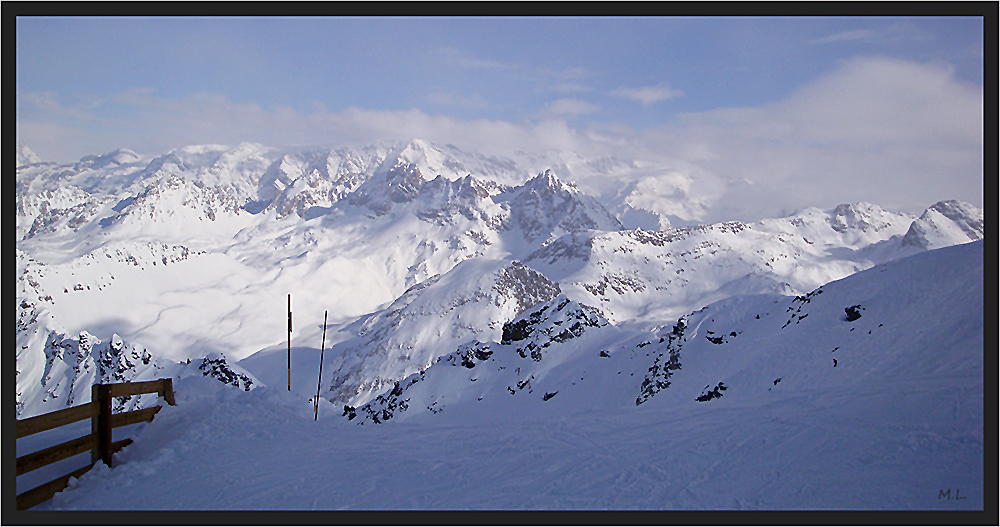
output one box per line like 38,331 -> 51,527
15,378 -> 175,511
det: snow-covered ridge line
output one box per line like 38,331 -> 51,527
343,239 -> 983,427
321,258 -> 564,407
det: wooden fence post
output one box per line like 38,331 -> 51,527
95,384 -> 113,467
288,293 -> 292,391
91,385 -> 100,465
159,378 -> 176,406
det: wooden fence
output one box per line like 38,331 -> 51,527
15,378 -> 176,510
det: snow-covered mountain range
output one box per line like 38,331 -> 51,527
15,139 -> 984,422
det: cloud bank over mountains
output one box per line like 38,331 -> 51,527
18,56 -> 982,224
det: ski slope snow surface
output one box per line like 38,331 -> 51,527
33,241 -> 983,511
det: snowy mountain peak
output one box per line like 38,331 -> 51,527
496,169 -> 623,244
525,168 -> 573,193
901,199 -> 984,250
17,143 -> 45,167
142,142 -> 274,192
828,202 -> 897,233
348,161 -> 426,215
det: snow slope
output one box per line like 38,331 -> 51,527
32,240 -> 983,510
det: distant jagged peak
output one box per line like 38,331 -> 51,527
925,200 -> 984,229
385,159 -> 425,181
17,142 -> 44,167
748,202 -> 914,249
501,169 -> 599,211
827,201 -> 901,233
370,139 -> 450,177
419,171 -> 509,205
369,138 -> 530,186
901,199 -> 984,250
348,160 -> 427,215
384,161 -> 427,203
447,172 -> 508,197
136,142 -> 276,195
496,168 -> 624,243
524,168 -> 578,193
396,137 -> 435,159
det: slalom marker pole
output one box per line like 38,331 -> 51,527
287,294 -> 292,391
315,310 -> 328,421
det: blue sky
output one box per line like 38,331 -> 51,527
16,14 -> 985,218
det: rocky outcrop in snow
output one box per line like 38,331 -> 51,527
324,258 -> 563,407
500,295 -> 608,362
195,353 -> 257,392
635,318 -> 687,406
344,294 -> 607,425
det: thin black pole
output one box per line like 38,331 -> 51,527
315,310 -> 328,421
287,294 -> 292,391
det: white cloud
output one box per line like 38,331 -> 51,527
646,55 -> 983,220
611,84 -> 684,105
16,88 -> 607,164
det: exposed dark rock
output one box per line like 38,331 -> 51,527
500,296 -> 607,362
198,355 -> 254,391
636,317 -> 686,406
696,382 -> 728,402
